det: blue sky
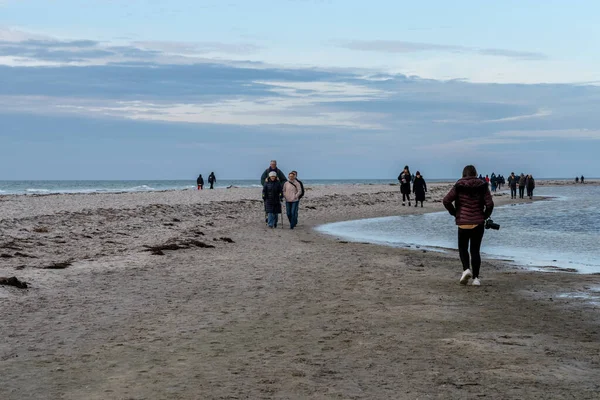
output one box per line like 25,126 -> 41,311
1,0 -> 599,179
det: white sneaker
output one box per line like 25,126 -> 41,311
472,278 -> 481,286
460,269 -> 472,285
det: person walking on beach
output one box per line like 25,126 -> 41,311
508,172 -> 517,199
398,166 -> 412,206
518,173 -> 526,199
260,160 -> 287,224
526,174 -> 535,199
208,172 -> 216,189
581,175 -> 585,184
261,160 -> 287,185
490,173 -> 497,192
263,171 -> 283,228
283,171 -> 304,229
443,165 -> 494,286
412,171 -> 427,207
196,174 -> 204,190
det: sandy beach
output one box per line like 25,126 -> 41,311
1,182 -> 599,399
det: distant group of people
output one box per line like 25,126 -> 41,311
196,172 -> 216,190
575,175 -> 585,184
260,160 -> 304,229
505,172 -> 535,199
397,166 -> 427,207
484,173 -> 506,192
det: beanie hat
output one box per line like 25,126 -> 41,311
269,171 -> 277,177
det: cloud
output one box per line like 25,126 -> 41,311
0,33 -> 262,66
133,40 -> 262,55
337,39 -> 547,60
495,129 -> 600,140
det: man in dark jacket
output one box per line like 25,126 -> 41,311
208,172 -> 216,189
443,165 -> 494,287
260,160 -> 287,185
507,172 -> 517,199
518,173 -> 526,199
263,171 -> 283,228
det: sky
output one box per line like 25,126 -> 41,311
1,0 -> 599,179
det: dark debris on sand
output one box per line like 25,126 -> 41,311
144,239 -> 216,255
0,276 -> 28,289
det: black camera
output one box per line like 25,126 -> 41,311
485,219 -> 500,230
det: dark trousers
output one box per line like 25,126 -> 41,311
519,186 -> 525,198
402,193 -> 410,202
209,182 -> 214,189
458,224 -> 485,278
510,186 -> 517,198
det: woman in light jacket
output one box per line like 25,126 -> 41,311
282,171 -> 303,229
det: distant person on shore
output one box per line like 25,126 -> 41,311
518,173 -> 526,199
526,174 -> 535,199
581,175 -> 585,184
490,173 -> 497,192
508,172 -> 517,199
283,171 -> 304,229
443,165 -> 494,286
196,174 -> 204,190
208,172 -> 216,189
412,171 -> 427,208
263,171 -> 283,228
576,176 -> 579,183
261,160 -> 287,185
398,166 -> 412,206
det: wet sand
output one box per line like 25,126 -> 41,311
1,183 -> 599,399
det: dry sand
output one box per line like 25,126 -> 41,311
1,183 -> 599,399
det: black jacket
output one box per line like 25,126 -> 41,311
413,176 -> 427,201
208,173 -> 216,184
196,176 -> 204,185
398,172 -> 411,194
262,180 -> 283,213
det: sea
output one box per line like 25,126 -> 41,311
317,185 -> 600,275
0,179 -> 454,195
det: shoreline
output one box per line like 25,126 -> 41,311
1,183 -> 599,399
0,178 -> 598,198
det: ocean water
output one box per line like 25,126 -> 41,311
0,179 -> 455,196
317,185 -> 600,274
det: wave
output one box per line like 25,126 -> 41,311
26,188 -> 51,193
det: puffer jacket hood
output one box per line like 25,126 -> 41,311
443,176 -> 494,225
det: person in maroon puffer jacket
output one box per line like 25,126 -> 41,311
443,165 -> 494,286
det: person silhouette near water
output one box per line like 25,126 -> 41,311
208,172 -> 216,189
581,175 -> 585,184
443,165 -> 494,287
398,166 -> 412,206
196,174 -> 204,190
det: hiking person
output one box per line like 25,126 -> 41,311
196,174 -> 204,190
398,166 -> 412,206
282,171 -> 304,229
260,160 -> 287,224
443,165 -> 494,286
412,171 -> 427,208
507,172 -> 517,199
262,171 -> 283,228
526,174 -> 535,199
518,173 -> 526,199
208,172 -> 216,189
